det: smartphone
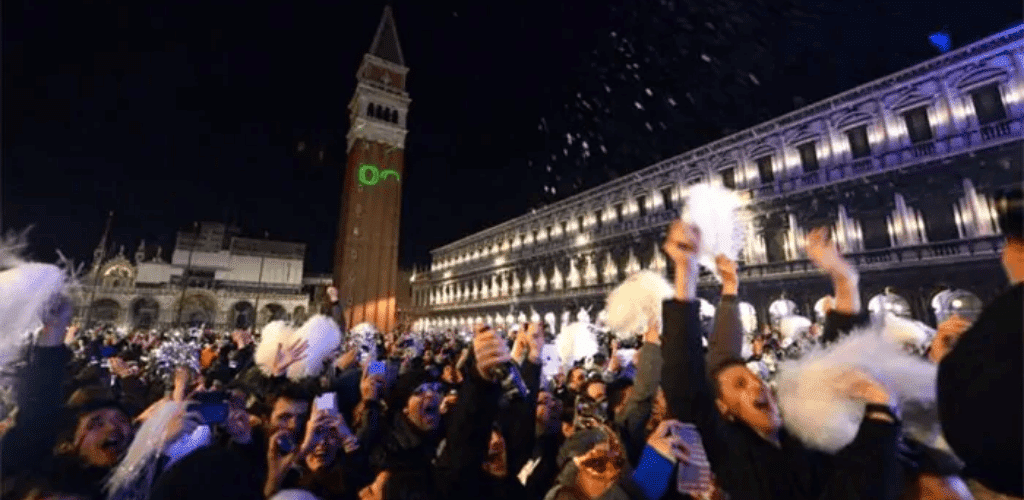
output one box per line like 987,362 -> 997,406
673,423 -> 711,495
188,392 -> 229,425
367,361 -> 386,377
276,434 -> 294,455
314,392 -> 337,413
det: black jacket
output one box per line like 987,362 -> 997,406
662,299 -> 902,500
938,283 -> 1023,497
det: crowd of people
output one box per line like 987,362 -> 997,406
0,195 -> 1021,500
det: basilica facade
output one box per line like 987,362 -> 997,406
74,221 -> 311,331
411,25 -> 1024,333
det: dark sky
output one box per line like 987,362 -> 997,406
4,0 -> 1020,274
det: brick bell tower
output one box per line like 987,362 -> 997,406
333,6 -> 410,333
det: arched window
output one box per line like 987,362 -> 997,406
367,103 -> 376,117
391,109 -> 399,123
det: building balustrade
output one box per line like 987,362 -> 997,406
431,236 -> 1004,307
698,235 -> 1004,286
749,117 -> 1022,202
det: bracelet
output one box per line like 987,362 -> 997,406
864,403 -> 899,422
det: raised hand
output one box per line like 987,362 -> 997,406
833,369 -> 892,406
663,221 -> 700,300
805,227 -> 860,314
805,228 -> 855,279
360,371 -> 384,402
929,314 -> 972,363
647,420 -> 692,464
298,410 -> 335,458
715,254 -> 739,296
662,221 -> 700,265
335,349 -> 358,371
272,338 -> 309,377
265,429 -> 300,497
231,329 -> 253,349
525,322 -> 544,364
38,294 -> 74,347
473,326 -> 511,382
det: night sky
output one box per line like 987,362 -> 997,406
4,0 -> 1020,274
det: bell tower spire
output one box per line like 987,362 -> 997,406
346,5 -> 410,152
333,6 -> 411,333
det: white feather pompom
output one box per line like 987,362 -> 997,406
776,327 -> 937,453
256,320 -> 295,376
555,322 -> 599,371
605,270 -> 674,341
778,315 -> 812,348
883,314 -> 935,349
288,315 -> 342,380
681,184 -> 747,279
0,256 -> 68,367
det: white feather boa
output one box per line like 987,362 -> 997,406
556,322 -> 599,371
106,400 -> 187,500
605,270 -> 674,340
776,326 -> 938,454
681,184 -> 746,279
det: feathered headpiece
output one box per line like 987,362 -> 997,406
681,184 -> 747,279
776,325 -> 938,453
605,270 -> 674,341
555,322 -> 599,372
0,236 -> 70,368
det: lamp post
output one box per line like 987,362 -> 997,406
175,222 -> 200,327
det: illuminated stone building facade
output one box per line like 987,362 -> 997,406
411,26 -> 1024,332
75,221 -> 310,330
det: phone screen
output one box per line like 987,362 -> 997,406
674,423 -> 711,495
188,401 -> 229,425
314,392 -> 336,413
367,361 -> 386,377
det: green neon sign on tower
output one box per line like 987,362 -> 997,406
358,164 -> 401,186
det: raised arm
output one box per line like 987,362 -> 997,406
659,223 -> 727,466
806,228 -> 866,344
706,255 -> 744,376
3,295 -> 74,475
503,323 -> 543,475
435,327 -> 507,498
614,322 -> 663,466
